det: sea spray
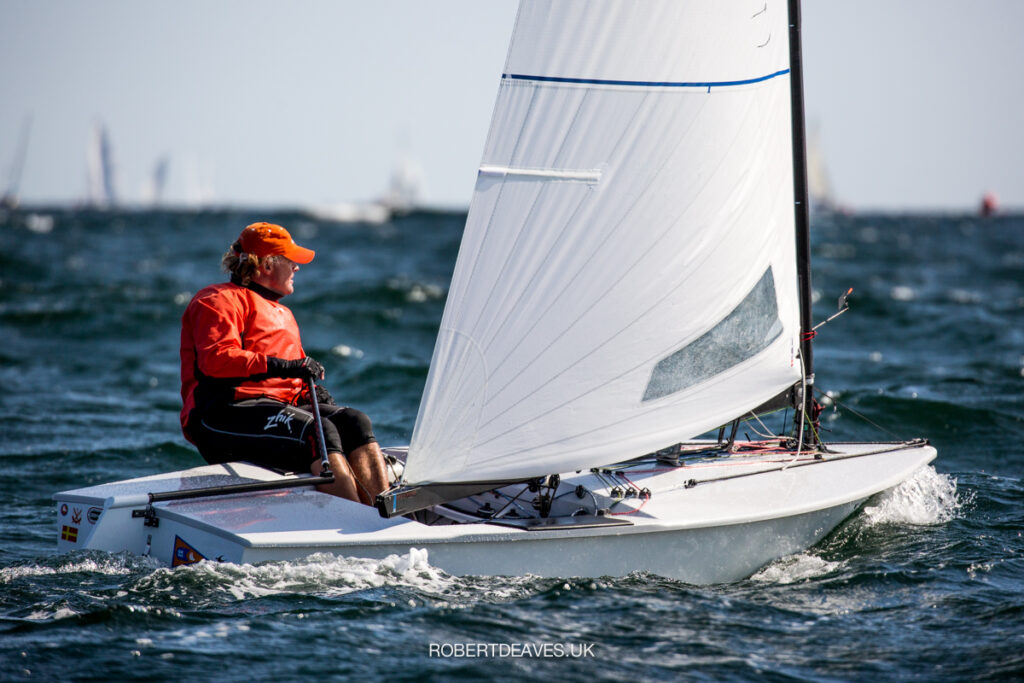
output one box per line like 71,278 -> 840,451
861,465 -> 961,526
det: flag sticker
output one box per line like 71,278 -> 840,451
172,535 -> 206,567
61,525 -> 78,543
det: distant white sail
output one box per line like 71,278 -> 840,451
381,156 -> 425,212
86,123 -> 117,207
405,0 -> 803,485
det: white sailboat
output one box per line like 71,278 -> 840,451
85,123 -> 118,208
54,0 -> 935,583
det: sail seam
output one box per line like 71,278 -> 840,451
503,69 -> 790,90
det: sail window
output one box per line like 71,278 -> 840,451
642,267 -> 783,401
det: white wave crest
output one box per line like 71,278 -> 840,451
161,547 -> 454,601
0,554 -> 145,584
751,553 -> 844,584
861,465 -> 960,526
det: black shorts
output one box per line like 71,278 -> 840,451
189,398 -> 376,473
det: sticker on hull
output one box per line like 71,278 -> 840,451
172,535 -> 206,567
61,525 -> 78,543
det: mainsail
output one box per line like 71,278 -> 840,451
405,0 -> 803,485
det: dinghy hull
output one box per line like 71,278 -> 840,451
53,441 -> 935,584
51,446 -> 937,585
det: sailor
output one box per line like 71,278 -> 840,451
179,221 -> 388,505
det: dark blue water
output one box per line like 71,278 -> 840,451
1,207 -> 1022,680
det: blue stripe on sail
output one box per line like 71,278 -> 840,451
502,68 -> 790,89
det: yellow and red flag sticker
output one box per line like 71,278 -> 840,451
61,525 -> 78,543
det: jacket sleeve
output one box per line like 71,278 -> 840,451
187,294 -> 269,379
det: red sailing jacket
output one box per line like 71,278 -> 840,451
179,281 -> 307,442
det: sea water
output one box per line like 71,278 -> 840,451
1,208 -> 1021,680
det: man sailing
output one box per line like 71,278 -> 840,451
179,221 -> 388,505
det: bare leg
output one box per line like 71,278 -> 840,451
346,442 -> 389,506
311,451 -> 361,503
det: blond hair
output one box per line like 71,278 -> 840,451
222,240 -> 283,286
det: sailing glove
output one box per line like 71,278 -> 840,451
267,356 -> 325,380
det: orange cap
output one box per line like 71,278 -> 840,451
238,222 -> 315,264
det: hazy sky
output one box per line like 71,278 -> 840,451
1,1 -> 1021,211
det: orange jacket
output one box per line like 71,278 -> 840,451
180,281 -> 307,441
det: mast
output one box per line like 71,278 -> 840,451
787,0 -> 816,439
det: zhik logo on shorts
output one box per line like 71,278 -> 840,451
264,409 -> 295,433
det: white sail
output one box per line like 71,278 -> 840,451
405,0 -> 803,485
86,123 -> 118,207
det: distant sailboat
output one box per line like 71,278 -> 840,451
144,156 -> 170,207
308,156 -> 426,224
85,123 -> 117,208
1,116 -> 32,210
55,0 -> 936,584
379,155 -> 425,215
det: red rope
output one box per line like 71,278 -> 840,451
607,471 -> 651,515
608,496 -> 649,516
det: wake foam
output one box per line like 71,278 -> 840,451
138,548 -> 456,602
750,553 -> 844,584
